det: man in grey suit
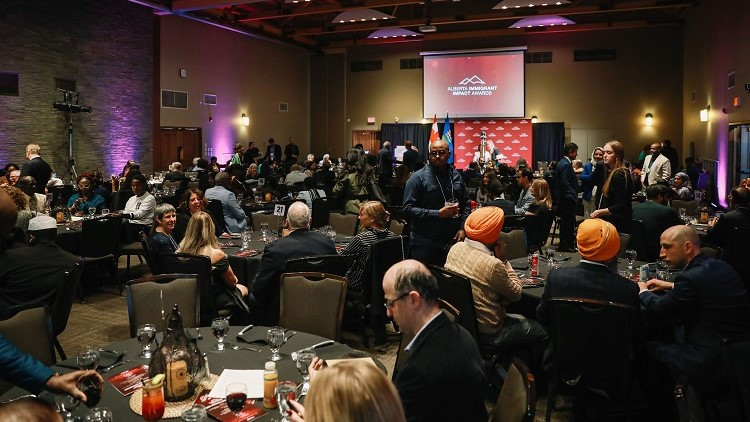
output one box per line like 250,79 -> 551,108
205,172 -> 247,233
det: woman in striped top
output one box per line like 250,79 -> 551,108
340,201 -> 396,293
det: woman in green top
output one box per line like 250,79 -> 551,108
67,175 -> 105,216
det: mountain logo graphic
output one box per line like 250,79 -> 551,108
459,75 -> 486,85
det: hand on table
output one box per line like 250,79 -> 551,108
645,279 -> 673,292
45,370 -> 103,403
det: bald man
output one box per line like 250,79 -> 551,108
638,226 -> 750,394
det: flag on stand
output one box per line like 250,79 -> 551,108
442,113 -> 453,165
429,114 -> 440,144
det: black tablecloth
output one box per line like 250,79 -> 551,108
0,326 -> 380,420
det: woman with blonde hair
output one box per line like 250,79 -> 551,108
526,178 -> 552,215
177,211 -> 249,319
289,361 -> 406,422
590,140 -> 633,233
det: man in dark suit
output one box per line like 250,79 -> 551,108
249,201 -> 336,325
632,184 -> 683,261
402,140 -> 420,171
639,226 -> 750,414
265,138 -> 282,164
555,143 -> 579,251
384,259 -> 487,422
705,186 -> 750,248
20,144 -> 52,194
377,141 -> 393,194
284,137 -> 299,165
0,216 -> 78,309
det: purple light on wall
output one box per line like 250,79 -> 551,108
716,131 -> 728,207
106,121 -> 139,176
211,125 -> 235,164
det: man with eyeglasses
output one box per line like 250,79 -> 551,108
403,139 -> 470,266
384,260 -> 486,422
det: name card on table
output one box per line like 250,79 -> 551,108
194,390 -> 266,422
273,204 -> 286,216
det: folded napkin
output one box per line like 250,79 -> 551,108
236,330 -> 269,346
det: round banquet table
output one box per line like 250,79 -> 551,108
0,326 -> 381,420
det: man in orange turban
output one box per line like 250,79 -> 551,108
445,206 -> 548,349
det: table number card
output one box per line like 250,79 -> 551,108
258,178 -> 265,186
273,204 -> 286,216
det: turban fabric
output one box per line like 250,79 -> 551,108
577,218 -> 620,262
464,207 -> 505,245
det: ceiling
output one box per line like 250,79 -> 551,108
130,0 -> 692,51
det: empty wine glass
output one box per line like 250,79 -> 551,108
55,393 -> 80,422
241,230 -> 252,250
625,249 -> 637,270
545,247 -> 555,268
679,207 -> 687,221
267,326 -> 286,361
260,221 -> 270,240
212,317 -> 230,351
85,407 -> 113,422
327,227 -> 337,243
77,346 -> 100,371
296,349 -> 316,396
101,208 -> 110,216
88,206 -> 96,219
136,324 -> 156,358
274,381 -> 297,422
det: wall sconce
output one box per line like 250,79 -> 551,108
241,113 -> 250,126
699,106 -> 709,122
531,115 -> 538,124
644,113 -> 653,126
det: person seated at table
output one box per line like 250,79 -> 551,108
526,178 -> 552,217
0,396 -> 63,420
318,153 -> 332,168
88,170 -> 111,210
205,172 -> 247,234
285,164 -> 307,186
172,188 -> 223,244
673,172 -> 693,201
705,186 -> 750,249
66,175 -> 105,216
2,185 -> 32,246
633,184 -> 683,261
177,211 -> 249,318
0,215 -> 78,309
119,173 -> 156,242
16,176 -> 45,214
148,203 -> 178,257
476,170 -> 500,204
295,177 -> 326,213
340,201 -> 397,293
303,160 -> 318,179
289,361 -> 406,422
249,201 -> 336,326
514,167 -> 534,214
445,207 -> 548,350
245,163 -> 259,181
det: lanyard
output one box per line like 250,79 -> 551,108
434,169 -> 455,201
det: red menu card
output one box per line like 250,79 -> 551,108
108,365 -> 149,396
193,390 -> 267,422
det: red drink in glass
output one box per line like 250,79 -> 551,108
142,379 -> 165,421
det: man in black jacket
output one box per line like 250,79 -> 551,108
385,259 -> 486,422
20,144 -> 52,194
555,143 -> 579,252
249,202 -> 335,325
632,184 -> 683,261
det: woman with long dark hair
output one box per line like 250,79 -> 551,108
591,140 -> 633,233
172,188 -> 223,243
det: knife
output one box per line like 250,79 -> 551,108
237,324 -> 254,337
291,340 -> 335,361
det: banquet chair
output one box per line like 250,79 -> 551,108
207,200 -> 229,234
310,197 -> 331,229
110,190 -> 134,211
278,272 -> 347,341
251,212 -> 280,232
616,233 -> 631,259
0,305 -> 55,395
139,231 -> 159,275
158,254 -> 219,326
119,231 -> 145,279
700,245 -> 722,259
629,219 -> 651,262
329,212 -> 358,236
51,261 -> 83,360
499,229 -> 528,261
528,209 -> 555,253
671,199 -> 698,217
545,298 -> 639,421
721,226 -> 750,290
125,274 -> 200,337
388,218 -> 405,235
722,334 -> 750,421
490,358 -> 536,422
284,255 -> 347,276
81,216 -> 122,292
427,265 -> 480,344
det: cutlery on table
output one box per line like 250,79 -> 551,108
98,359 -> 130,373
291,340 -> 335,361
231,345 -> 261,352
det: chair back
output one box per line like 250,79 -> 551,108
629,219 -> 651,262
700,245 -> 722,259
139,232 -> 159,274
529,208 -> 555,252
284,255 -> 347,276
389,218 -> 405,235
158,254 -> 216,326
492,358 -> 536,422
111,190 -> 134,211
428,265 -> 480,344
278,272 -> 347,341
310,197 -> 330,229
329,212 -> 358,236
207,200 -> 228,233
0,305 -> 55,395
51,261 -> 83,338
723,334 -> 750,421
671,199 -> 697,217
363,236 -> 408,345
500,229 -> 528,261
125,274 -> 200,337
548,298 -> 635,396
722,226 -> 750,289
617,233 -> 632,259
81,216 -> 123,258
696,172 -> 709,191
251,213 -> 280,232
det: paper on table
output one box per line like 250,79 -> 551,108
325,357 -> 377,368
208,369 -> 264,399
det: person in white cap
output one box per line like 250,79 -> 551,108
0,215 -> 78,308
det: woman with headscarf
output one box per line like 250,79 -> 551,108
673,172 -> 693,200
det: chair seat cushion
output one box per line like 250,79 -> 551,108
119,242 -> 143,253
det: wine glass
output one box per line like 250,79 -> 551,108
77,346 -> 101,371
241,230 -> 252,251
225,383 -> 247,422
296,349 -> 316,396
656,259 -> 669,281
274,381 -> 298,422
267,326 -> 286,361
136,324 -> 156,358
85,408 -> 113,422
211,317 -> 230,351
625,249 -> 637,270
545,247 -> 555,267
88,207 -> 96,219
327,227 -> 337,243
141,377 -> 165,422
679,207 -> 687,221
180,404 -> 208,422
55,393 -> 80,422
78,378 -> 103,408
260,221 -> 270,240
101,208 -> 110,216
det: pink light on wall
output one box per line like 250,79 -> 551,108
211,124 -> 235,164
716,130 -> 728,207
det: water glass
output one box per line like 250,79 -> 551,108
77,346 -> 101,371
85,408 -> 113,422
136,324 -> 156,358
295,349 -> 316,395
101,208 -> 110,216
55,393 -> 80,422
260,222 -> 270,240
625,249 -> 637,270
274,381 -> 298,422
267,326 -> 286,361
88,207 -> 96,219
656,259 -> 669,281
181,404 -> 208,421
679,208 -> 687,220
241,230 -> 252,250
545,248 -> 555,268
212,317 -> 230,351
327,227 -> 337,243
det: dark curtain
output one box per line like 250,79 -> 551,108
381,123 -> 450,163
532,122 -> 565,165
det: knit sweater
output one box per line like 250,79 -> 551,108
444,241 -> 522,334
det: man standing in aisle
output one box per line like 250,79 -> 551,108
403,139 -> 469,266
641,142 -> 671,187
377,141 -> 393,195
284,137 -> 299,166
20,144 -> 52,194
266,138 -> 282,164
402,140 -> 419,172
556,143 -> 578,252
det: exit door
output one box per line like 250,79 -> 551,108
156,127 -> 202,171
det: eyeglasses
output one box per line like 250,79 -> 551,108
429,150 -> 448,157
384,292 -> 410,309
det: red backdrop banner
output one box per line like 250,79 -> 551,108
453,118 -> 533,170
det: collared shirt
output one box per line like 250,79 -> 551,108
405,310 -> 442,352
464,238 -> 493,255
515,187 -> 533,215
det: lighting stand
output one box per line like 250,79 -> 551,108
52,89 -> 92,184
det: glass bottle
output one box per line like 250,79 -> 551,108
263,361 -> 278,409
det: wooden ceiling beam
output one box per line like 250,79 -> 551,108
171,0 -> 265,12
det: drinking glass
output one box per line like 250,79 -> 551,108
274,381 -> 298,422
445,198 -> 459,218
678,208 -> 687,220
180,404 -> 208,422
267,326 -> 286,361
625,249 -> 637,270
55,393 -> 80,422
295,349 -> 316,396
88,207 -> 96,219
656,259 -> 669,281
85,408 -> 113,422
136,324 -> 156,358
241,230 -> 252,250
101,208 -> 110,216
211,317 -> 230,351
141,378 -> 165,422
78,378 -> 103,408
77,346 -> 101,371
225,383 -> 247,422
545,248 -> 555,268
260,222 -> 270,240
327,227 -> 337,243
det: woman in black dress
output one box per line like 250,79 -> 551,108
590,140 -> 633,233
